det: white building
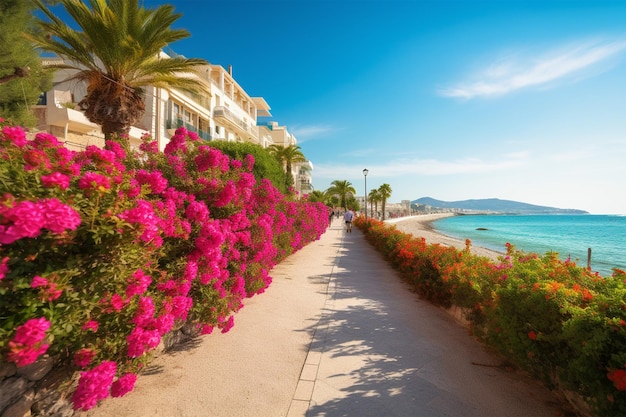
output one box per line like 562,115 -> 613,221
33,54 -> 314,194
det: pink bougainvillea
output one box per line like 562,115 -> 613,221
74,348 -> 96,368
72,361 -> 117,411
41,172 -> 71,189
1,123 -> 332,411
110,373 -> 137,398
5,318 -> 50,367
78,171 -> 111,194
0,256 -> 9,281
125,269 -> 152,298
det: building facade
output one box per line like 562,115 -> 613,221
33,54 -> 314,194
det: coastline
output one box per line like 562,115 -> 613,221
386,213 -> 504,261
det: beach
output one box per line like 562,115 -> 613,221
387,213 -> 504,261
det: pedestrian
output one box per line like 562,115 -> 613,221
328,209 -> 334,227
344,209 -> 354,233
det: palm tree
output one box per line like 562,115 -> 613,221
378,183 -> 392,221
368,188 -> 381,218
267,144 -> 307,189
307,190 -> 329,204
327,180 -> 356,210
28,0 -> 209,140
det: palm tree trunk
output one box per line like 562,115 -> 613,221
382,199 -> 386,221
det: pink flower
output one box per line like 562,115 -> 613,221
74,348 -> 96,367
219,315 -> 235,334
185,201 -> 209,223
194,146 -> 228,172
23,149 -> 52,170
0,257 -> 9,281
215,181 -> 236,207
40,198 -> 81,233
1,125 -> 27,147
0,200 -> 44,244
119,200 -> 161,246
6,318 -> 50,367
105,140 -> 127,160
132,296 -> 155,327
78,172 -> 111,194
30,275 -> 62,301
168,296 -> 193,320
82,320 -> 99,332
126,269 -> 152,298
244,154 -> 255,171
72,361 -> 116,411
200,324 -> 214,335
30,275 -> 48,288
101,293 -> 126,313
33,132 -> 62,148
139,139 -> 158,153
111,373 -> 137,398
154,313 -> 175,335
41,172 -> 71,189
135,170 -> 168,194
126,327 -> 160,358
164,130 -> 188,154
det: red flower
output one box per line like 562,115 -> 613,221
528,331 -> 537,341
607,368 -> 626,391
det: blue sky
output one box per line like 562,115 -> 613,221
138,1 -> 623,213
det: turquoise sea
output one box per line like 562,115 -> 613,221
433,214 -> 626,277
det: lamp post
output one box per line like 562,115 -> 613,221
363,168 -> 369,219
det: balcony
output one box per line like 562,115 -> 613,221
166,118 -> 211,140
47,105 -> 99,133
213,106 -> 258,141
299,180 -> 314,192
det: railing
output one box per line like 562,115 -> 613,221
213,106 -> 257,138
166,118 -> 211,141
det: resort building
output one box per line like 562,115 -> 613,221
32,53 -> 315,194
257,120 -> 313,196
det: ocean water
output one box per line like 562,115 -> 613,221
433,214 -> 626,277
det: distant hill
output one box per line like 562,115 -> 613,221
411,197 -> 589,214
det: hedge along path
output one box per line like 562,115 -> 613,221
83,219 -> 344,417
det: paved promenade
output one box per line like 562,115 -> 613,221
85,220 -> 568,417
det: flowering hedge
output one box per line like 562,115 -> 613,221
355,217 -> 626,417
0,121 -> 328,411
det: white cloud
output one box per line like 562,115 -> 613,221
290,124 -> 338,142
313,152 -> 529,179
439,37 -> 626,99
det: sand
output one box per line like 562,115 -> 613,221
386,213 -> 504,261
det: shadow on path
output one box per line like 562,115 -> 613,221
306,230 -> 569,417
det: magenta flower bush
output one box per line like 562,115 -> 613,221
0,121 -> 328,411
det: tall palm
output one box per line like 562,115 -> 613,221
327,180 -> 356,210
378,183 -> 392,221
28,0 -> 209,140
268,144 -> 306,189
368,188 -> 381,218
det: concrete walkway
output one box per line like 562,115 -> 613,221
85,220 -> 568,417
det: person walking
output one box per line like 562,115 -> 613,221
344,209 -> 354,233
328,209 -> 335,228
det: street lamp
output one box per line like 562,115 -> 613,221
363,168 -> 369,219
